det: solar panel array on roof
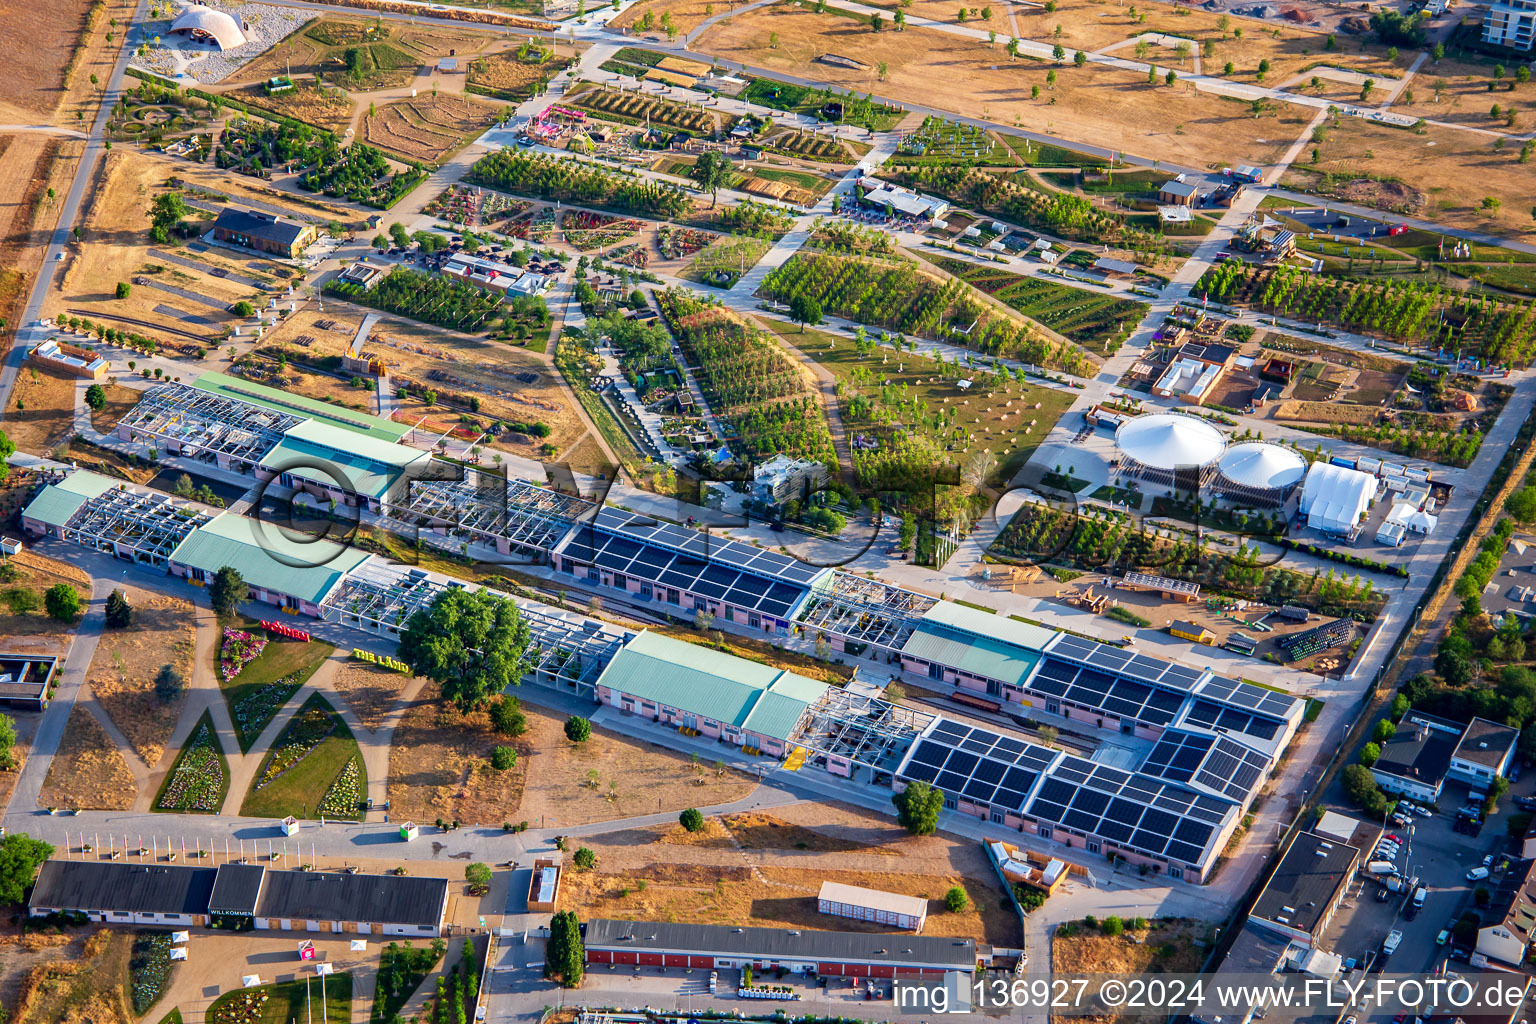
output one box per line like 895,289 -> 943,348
559,508 -> 816,618
1181,699 -> 1282,741
896,719 -> 1056,813
1048,633 -> 1206,689
1141,729 -> 1270,803
1027,755 -> 1234,867
1030,658 -> 1186,726
1196,675 -> 1299,720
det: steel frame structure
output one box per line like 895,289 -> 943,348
788,686 -> 933,773
121,381 -> 300,467
60,487 -> 213,567
794,572 -> 937,653
382,469 -> 592,555
320,561 -> 626,693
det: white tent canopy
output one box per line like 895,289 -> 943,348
242,975 -> 262,988
170,6 -> 247,50
170,948 -> 188,961
1217,442 -> 1306,491
350,939 -> 368,951
170,931 -> 189,944
1115,412 -> 1225,472
1300,462 -> 1375,534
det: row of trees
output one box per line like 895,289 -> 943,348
467,150 -> 688,219
327,267 -> 506,334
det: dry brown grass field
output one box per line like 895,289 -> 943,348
1284,117 -> 1536,242
38,707 -> 137,810
0,0 -> 99,121
693,5 -> 1308,168
87,380 -> 141,434
470,48 -> 575,93
86,586 -> 195,768
613,0 -> 754,36
5,366 -> 78,455
331,658 -> 413,734
386,683 -> 529,825
1389,57 -> 1536,133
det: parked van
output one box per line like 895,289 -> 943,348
1367,860 -> 1399,875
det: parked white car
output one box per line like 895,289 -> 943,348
1467,867 -> 1491,882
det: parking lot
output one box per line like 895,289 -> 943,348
1316,782 -> 1525,991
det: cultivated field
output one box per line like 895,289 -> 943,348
1283,117 -> 1536,242
693,6 -> 1309,169
364,95 -> 503,164
86,586 -> 196,768
38,707 -> 137,810
0,0 -> 109,122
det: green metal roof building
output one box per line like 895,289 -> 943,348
898,601 -> 1051,693
19,470 -> 120,532
168,512 -> 371,610
260,418 -> 433,504
593,631 -> 829,754
191,371 -> 413,444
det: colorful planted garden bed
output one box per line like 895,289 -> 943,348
155,714 -> 228,813
317,756 -> 364,819
254,700 -> 338,790
658,224 -> 715,259
562,210 -> 643,251
220,629 -> 268,682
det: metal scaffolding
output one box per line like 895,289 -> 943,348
60,486 -> 214,567
319,561 -> 627,694
120,381 -> 301,467
788,686 -> 933,772
794,572 -> 937,653
382,469 -> 593,555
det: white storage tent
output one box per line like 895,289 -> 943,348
1299,462 -> 1375,535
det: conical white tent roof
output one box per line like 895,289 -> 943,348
1115,413 -> 1224,471
1217,442 -> 1306,491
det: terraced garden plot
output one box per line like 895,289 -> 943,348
364,96 -> 502,165
924,255 -> 1147,356
564,84 -> 727,134
759,128 -> 847,163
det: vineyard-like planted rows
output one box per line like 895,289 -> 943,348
566,85 -> 723,134
655,288 -> 834,462
327,266 -> 504,333
760,253 -> 1094,374
928,255 -> 1145,355
467,150 -> 689,219
1199,261 -> 1536,367
890,165 -> 1126,245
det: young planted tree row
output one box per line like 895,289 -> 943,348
467,150 -> 688,218
891,165 -> 1124,244
327,266 -> 504,333
1200,261 -> 1536,367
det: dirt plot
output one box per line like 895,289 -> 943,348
516,705 -> 757,827
386,682 -> 529,825
612,0 -> 754,36
0,706 -> 38,811
87,380 -> 143,434
48,150 -> 253,339
38,707 -> 138,810
86,587 -> 196,768
1054,919 -> 1205,1022
718,810 -> 901,854
5,365 -> 77,455
561,855 -> 1015,942
1389,57 -> 1533,134
693,6 -> 1306,170
1284,118 -> 1536,243
364,95 -> 503,164
331,658 -> 414,733
263,302 -> 586,460
0,0 -> 95,121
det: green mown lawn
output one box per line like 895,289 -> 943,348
206,974 -> 351,1024
217,619 -> 335,752
153,710 -> 230,814
240,693 -> 367,820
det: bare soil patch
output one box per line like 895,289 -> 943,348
331,658 -> 413,733
87,586 -> 196,768
693,6 -> 1307,170
1053,919 -> 1206,1023
386,682 -> 529,826
39,707 -> 137,810
0,931 -> 75,1019
0,705 -> 40,810
719,810 -> 902,854
516,704 -> 757,828
562,859 -> 1015,943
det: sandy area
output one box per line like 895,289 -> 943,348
693,5 -> 1309,169
86,586 -> 196,768
331,659 -> 416,734
38,707 -> 138,810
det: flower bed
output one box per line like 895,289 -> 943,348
501,208 -> 556,242
232,674 -> 304,748
220,629 -> 268,682
157,723 -> 225,812
606,243 -> 649,269
211,989 -> 269,1024
562,210 -> 642,251
254,705 -> 337,790
317,756 -> 363,819
424,185 -> 477,224
130,932 -> 174,1015
658,224 -> 714,260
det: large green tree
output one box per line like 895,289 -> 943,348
0,834 -> 54,906
545,910 -> 585,987
209,566 -> 246,620
688,151 -> 735,209
0,712 -> 16,770
892,779 -> 944,835
149,193 -> 190,245
399,588 -> 534,713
